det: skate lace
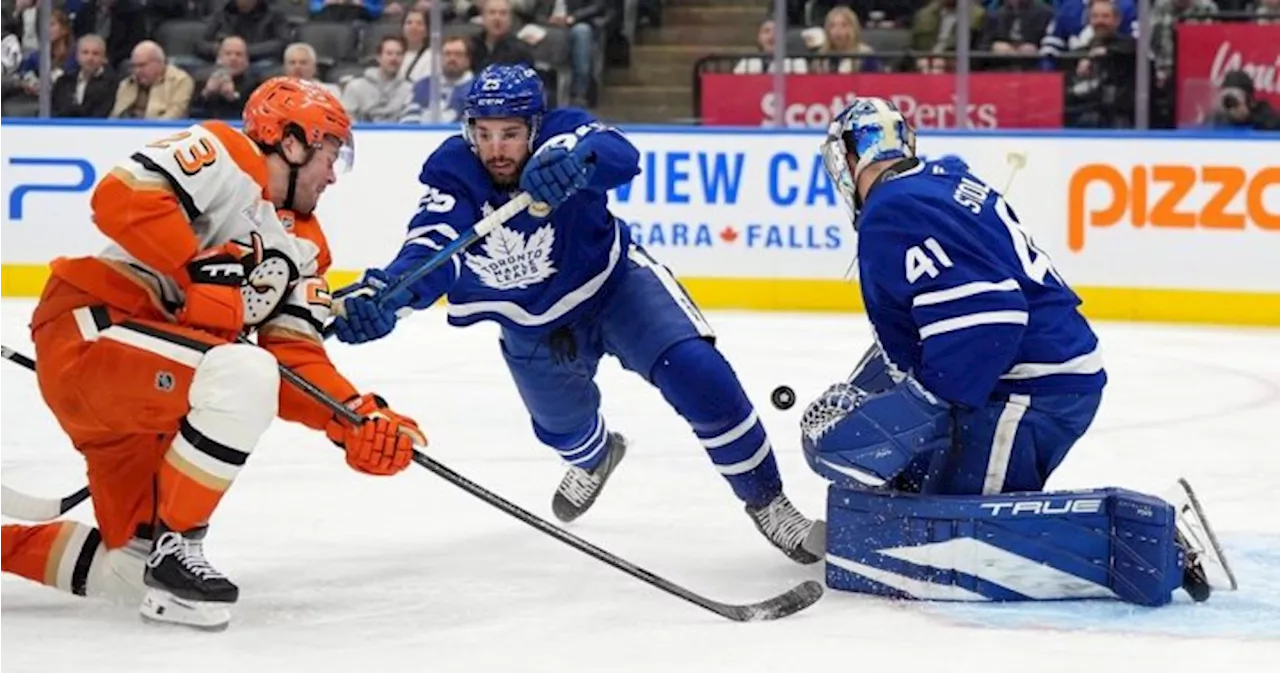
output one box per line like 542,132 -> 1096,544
558,467 -> 602,507
756,497 -> 812,551
146,532 -> 227,581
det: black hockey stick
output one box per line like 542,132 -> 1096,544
267,349 -> 825,622
0,345 -> 93,521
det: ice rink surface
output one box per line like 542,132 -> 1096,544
2,298 -> 1278,672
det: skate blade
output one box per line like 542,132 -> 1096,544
139,589 -> 232,631
801,519 -> 828,560
1164,477 -> 1239,592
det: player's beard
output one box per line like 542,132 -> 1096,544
486,157 -> 524,190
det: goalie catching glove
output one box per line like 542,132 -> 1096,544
325,393 -> 426,476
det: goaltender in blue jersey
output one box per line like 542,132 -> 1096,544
800,97 -> 1236,606
328,64 -> 825,564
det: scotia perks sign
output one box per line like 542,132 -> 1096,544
698,73 -> 1065,128
1176,23 -> 1280,126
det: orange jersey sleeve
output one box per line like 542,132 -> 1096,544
257,329 -> 358,431
89,121 -> 269,278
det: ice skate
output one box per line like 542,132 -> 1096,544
552,432 -> 628,523
746,493 -> 826,565
140,525 -> 238,631
1165,478 -> 1237,602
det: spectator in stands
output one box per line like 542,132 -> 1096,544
111,40 -> 194,119
2,11 -> 21,79
1151,0 -> 1218,88
8,0 -> 37,52
311,0 -> 386,22
815,6 -> 878,73
734,18 -> 808,74
1040,0 -> 1136,57
51,34 -> 116,117
71,0 -> 147,69
1065,0 -> 1136,128
804,1 -> 920,29
910,0 -> 984,73
342,35 -> 414,122
16,8 -> 75,93
191,35 -> 260,119
400,8 -> 434,83
471,0 -> 534,70
283,42 -> 342,96
528,0 -> 606,107
400,34 -> 474,122
1254,0 -> 1279,21
980,0 -> 1053,62
1209,69 -> 1279,130
197,0 -> 290,71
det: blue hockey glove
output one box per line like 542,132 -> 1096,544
331,269 -> 415,344
519,137 -> 597,213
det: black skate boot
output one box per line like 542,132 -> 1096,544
140,524 -> 238,630
551,432 -> 628,523
746,493 -> 826,565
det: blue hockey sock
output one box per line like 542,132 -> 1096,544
651,339 -> 783,507
534,412 -> 611,471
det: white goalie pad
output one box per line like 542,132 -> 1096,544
1165,477 -> 1239,593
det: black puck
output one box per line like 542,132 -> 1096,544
770,385 -> 796,410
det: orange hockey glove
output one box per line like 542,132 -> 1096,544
325,393 -> 426,476
176,242 -> 254,339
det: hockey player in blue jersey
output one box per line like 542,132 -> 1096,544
329,64 -> 825,564
799,97 -> 1236,606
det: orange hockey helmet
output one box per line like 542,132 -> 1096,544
243,76 -> 354,173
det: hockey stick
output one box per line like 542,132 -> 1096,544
1002,151 -> 1028,196
2,192 -> 540,516
0,346 -> 94,521
321,192 -> 540,338
267,354 -> 824,622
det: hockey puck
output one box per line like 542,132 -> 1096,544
770,385 -> 796,411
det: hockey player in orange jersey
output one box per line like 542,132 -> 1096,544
1,78 -> 425,630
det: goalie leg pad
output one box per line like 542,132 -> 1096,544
825,486 -> 1183,606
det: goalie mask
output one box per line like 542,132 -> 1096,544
821,97 -> 917,227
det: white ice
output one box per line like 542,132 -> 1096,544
2,298 -> 1278,672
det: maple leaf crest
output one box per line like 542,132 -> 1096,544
464,223 -> 557,290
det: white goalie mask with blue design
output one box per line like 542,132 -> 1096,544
820,98 -> 917,227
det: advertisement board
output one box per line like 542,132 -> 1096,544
698,73 -> 1065,128
1175,23 -> 1280,127
2,121 -> 1278,325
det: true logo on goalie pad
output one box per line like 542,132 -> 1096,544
979,498 -> 1103,516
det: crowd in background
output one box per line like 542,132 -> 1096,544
733,0 -> 1278,130
1,0 -> 1276,130
0,0 -> 651,120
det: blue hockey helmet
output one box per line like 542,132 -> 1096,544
462,64 -> 547,149
821,97 -> 917,223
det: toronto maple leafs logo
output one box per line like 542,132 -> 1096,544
464,224 -> 556,290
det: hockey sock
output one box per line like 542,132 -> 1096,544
3,521 -> 104,597
157,345 -> 276,531
534,411 -> 611,471
651,339 -> 783,507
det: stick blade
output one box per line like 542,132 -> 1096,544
714,580 -> 825,622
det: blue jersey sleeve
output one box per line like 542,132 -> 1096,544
537,109 -> 641,193
859,192 -> 1029,408
382,138 -> 486,309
